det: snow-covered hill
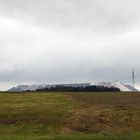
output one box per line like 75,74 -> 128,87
91,81 -> 138,92
8,83 -> 91,92
8,82 -> 138,92
8,84 -> 48,92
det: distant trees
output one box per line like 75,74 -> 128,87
36,86 -> 120,92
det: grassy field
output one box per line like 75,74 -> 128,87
0,92 -> 140,140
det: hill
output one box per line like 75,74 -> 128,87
0,92 -> 140,140
8,81 -> 138,92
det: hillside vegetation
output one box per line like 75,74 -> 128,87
36,85 -> 120,92
0,92 -> 140,140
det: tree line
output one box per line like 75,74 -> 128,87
36,85 -> 120,92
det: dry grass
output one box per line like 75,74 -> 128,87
0,92 -> 139,139
67,92 -> 140,134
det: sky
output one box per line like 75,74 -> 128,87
0,0 -> 140,90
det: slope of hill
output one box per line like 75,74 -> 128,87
8,84 -> 48,92
91,81 -> 138,92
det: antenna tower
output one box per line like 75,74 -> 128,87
132,68 -> 135,87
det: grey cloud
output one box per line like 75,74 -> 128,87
0,0 -> 140,90
1,0 -> 140,28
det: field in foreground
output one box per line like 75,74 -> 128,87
0,92 -> 140,140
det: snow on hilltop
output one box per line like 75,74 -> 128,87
8,81 -> 138,92
91,81 -> 138,92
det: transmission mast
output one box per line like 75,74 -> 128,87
132,68 -> 135,87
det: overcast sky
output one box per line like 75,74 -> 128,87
0,0 -> 140,90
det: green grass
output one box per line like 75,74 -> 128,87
0,92 -> 139,139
